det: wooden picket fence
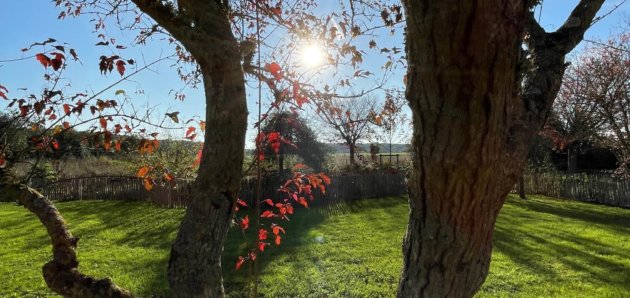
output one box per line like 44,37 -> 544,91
517,173 -> 630,209
36,171 -> 408,208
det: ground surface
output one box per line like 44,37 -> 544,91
0,195 -> 628,297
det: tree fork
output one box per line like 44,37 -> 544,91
398,0 -> 604,297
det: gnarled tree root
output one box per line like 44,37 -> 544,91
0,184 -> 133,298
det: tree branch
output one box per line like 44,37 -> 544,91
0,184 -> 133,298
552,0 -> 606,54
130,0 -> 192,43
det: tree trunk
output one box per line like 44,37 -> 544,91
167,57 -> 247,298
518,175 -> 526,199
399,0 -> 604,297
127,2 -> 249,297
348,143 -> 357,168
567,146 -> 578,173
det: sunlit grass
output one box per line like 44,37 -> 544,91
1,195 -> 628,297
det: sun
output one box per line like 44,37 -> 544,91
300,43 -> 325,68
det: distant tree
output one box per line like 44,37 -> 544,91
314,96 -> 376,168
372,91 -> 408,168
260,111 -> 328,173
556,30 -> 630,176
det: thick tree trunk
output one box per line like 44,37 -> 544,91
400,1 -> 526,293
399,0 -> 604,297
126,3 -> 249,297
167,50 -> 247,298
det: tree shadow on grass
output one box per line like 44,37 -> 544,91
493,197 -> 630,293
221,196 -> 408,297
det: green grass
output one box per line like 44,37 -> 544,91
0,195 -> 628,297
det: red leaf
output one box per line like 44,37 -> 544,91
0,155 -> 6,169
237,198 -> 248,207
298,196 -> 309,208
0,84 -> 7,93
115,140 -> 122,152
0,91 -> 7,100
265,62 -> 283,80
62,122 -> 71,129
261,210 -> 275,218
249,252 -> 257,261
116,60 -> 126,76
269,6 -> 282,16
275,235 -> 282,246
263,199 -> 274,206
236,256 -> 246,270
193,149 -> 202,166
271,142 -> 280,154
258,241 -> 268,252
240,215 -> 249,230
257,150 -> 265,161
272,225 -> 285,235
186,126 -> 196,138
259,229 -> 268,241
35,53 -> 51,68
51,57 -> 63,71
99,117 -> 107,129
63,104 -> 71,115
51,140 -> 60,150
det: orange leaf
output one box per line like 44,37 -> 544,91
137,166 -> 150,178
272,225 -> 285,235
199,121 -> 206,132
164,172 -> 174,182
142,178 -> 154,191
265,62 -> 283,80
186,126 -> 196,138
114,140 -> 122,152
275,235 -> 282,246
62,122 -> 71,129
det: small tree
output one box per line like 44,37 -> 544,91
314,96 -> 376,168
372,91 -> 408,168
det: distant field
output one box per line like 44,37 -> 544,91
1,195 -> 628,297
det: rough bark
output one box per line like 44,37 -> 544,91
131,1 -> 248,297
398,0 -> 604,297
0,184 -> 133,298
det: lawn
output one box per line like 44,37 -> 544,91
0,195 -> 628,297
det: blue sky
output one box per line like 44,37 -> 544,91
1,1 -> 628,148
